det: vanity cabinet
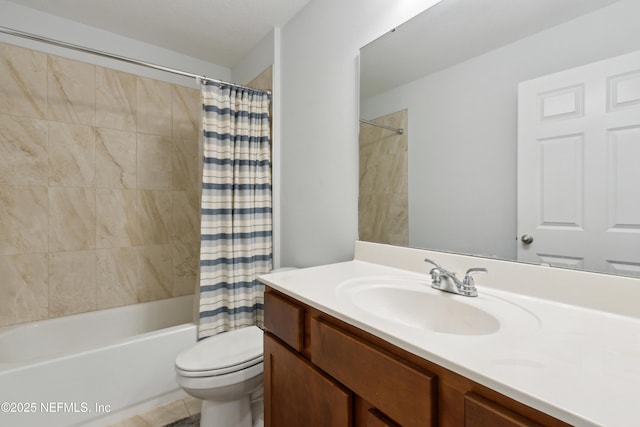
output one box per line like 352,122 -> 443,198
263,287 -> 571,427
464,393 -> 544,427
264,333 -> 352,426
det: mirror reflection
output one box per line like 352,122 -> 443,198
359,0 -> 640,277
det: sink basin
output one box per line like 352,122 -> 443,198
336,277 -> 539,336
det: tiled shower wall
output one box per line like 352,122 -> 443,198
0,41 -> 201,327
359,109 -> 408,246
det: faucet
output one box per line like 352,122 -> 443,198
424,258 -> 487,297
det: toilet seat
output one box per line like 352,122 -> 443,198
175,325 -> 263,378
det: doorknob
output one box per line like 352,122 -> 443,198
521,235 -> 534,245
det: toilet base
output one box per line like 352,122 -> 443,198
200,396 -> 251,427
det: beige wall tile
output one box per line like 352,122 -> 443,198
137,190 -> 172,244
96,128 -> 137,189
358,193 -> 376,242
96,248 -> 138,309
137,133 -> 171,190
247,66 -> 273,92
0,41 -> 204,327
0,42 -> 47,119
0,114 -> 48,185
49,250 -> 96,317
0,185 -> 48,255
173,240 -> 198,297
97,189 -> 139,248
358,109 -> 408,246
96,67 -> 137,131
0,254 -> 48,327
172,190 -> 200,243
47,55 -> 95,126
172,138 -> 200,191
389,193 -> 409,246
49,122 -> 95,187
137,244 -> 172,302
137,76 -> 172,136
49,187 -> 96,252
172,86 -> 200,140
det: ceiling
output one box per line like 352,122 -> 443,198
360,0 -> 620,98
4,0 -> 310,67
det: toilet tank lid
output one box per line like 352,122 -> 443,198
176,325 -> 263,372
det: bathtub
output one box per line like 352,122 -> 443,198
0,295 -> 197,427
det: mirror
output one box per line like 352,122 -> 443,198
359,0 -> 640,277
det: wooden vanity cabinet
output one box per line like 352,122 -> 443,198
263,287 -> 571,427
264,333 -> 352,426
311,317 -> 437,427
464,392 -> 545,427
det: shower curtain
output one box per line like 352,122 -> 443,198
198,81 -> 273,340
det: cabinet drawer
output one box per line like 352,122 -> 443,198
367,409 -> 401,427
264,333 -> 352,427
465,393 -> 543,427
264,291 -> 304,351
310,318 -> 437,427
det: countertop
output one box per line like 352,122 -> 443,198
259,259 -> 640,427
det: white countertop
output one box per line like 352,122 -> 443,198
260,259 -> 640,427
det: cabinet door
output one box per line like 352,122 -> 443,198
264,333 -> 352,427
366,408 -> 401,427
465,393 -> 543,427
311,318 -> 436,427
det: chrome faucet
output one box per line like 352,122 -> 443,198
424,258 -> 487,297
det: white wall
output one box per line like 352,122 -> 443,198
231,30 -> 275,85
0,0 -> 230,87
360,1 -> 640,260
279,0 -> 443,267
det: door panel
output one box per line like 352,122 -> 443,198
518,50 -> 640,276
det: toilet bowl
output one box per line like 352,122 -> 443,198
175,325 -> 264,427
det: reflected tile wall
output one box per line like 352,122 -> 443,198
359,109 -> 408,246
0,41 -> 201,327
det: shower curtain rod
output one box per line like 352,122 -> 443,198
359,119 -> 404,135
0,26 -> 270,94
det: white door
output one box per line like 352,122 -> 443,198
517,50 -> 640,277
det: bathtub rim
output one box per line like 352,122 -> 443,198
0,295 -> 196,371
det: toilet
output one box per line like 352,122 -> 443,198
175,325 -> 264,427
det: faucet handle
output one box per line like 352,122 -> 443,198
424,258 -> 444,285
465,267 -> 487,276
424,258 -> 442,269
463,267 -> 487,287
460,268 -> 487,297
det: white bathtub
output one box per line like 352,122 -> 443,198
0,295 -> 197,427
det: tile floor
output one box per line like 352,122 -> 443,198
107,391 -> 264,427
107,396 -> 201,427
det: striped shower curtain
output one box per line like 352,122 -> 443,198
198,81 -> 273,340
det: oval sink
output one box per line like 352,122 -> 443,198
336,277 -> 539,336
